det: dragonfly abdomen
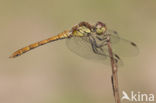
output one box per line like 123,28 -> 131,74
9,30 -> 70,58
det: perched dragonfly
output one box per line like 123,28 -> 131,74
9,21 -> 138,65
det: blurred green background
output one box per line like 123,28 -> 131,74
1,0 -> 156,103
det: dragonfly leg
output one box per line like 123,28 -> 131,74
89,36 -> 107,56
94,38 -> 108,48
90,39 -> 99,53
96,36 -> 107,41
89,36 -> 101,54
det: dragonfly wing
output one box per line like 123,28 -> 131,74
107,29 -> 120,44
66,36 -> 107,60
110,35 -> 139,57
66,36 -> 123,66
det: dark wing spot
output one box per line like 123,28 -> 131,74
131,42 -> 137,47
113,31 -> 118,34
114,54 -> 120,60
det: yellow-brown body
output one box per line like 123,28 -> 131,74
9,30 -> 70,58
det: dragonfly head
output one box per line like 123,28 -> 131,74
95,22 -> 107,35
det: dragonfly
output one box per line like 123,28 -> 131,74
9,21 -> 138,65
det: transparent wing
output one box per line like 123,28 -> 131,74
66,36 -> 107,60
66,36 -> 123,66
105,29 -> 139,57
110,34 -> 139,57
96,29 -> 120,44
107,29 -> 120,44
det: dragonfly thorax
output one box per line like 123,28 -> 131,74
72,26 -> 91,37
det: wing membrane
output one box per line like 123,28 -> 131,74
66,36 -> 123,66
110,35 -> 139,57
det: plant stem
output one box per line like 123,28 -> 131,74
107,36 -> 121,103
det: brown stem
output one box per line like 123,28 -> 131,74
107,36 -> 121,103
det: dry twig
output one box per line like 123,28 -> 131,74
107,36 -> 121,103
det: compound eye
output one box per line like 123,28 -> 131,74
95,22 -> 106,35
96,27 -> 106,34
